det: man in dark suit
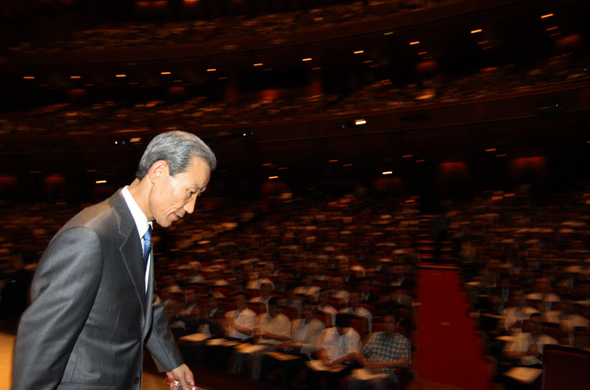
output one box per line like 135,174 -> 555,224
11,131 -> 216,390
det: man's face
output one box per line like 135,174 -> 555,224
383,315 -> 398,334
235,294 -> 248,310
360,281 -> 370,293
148,157 -> 210,228
350,293 -> 360,307
260,285 -> 271,299
269,305 -> 279,318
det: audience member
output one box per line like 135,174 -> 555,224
346,311 -> 411,390
503,313 -> 558,389
260,300 -> 326,388
318,288 -> 338,327
305,313 -> 362,390
339,292 -> 373,333
232,297 -> 290,379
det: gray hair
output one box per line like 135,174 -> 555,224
136,131 -> 217,179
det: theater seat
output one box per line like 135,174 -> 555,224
541,344 -> 590,390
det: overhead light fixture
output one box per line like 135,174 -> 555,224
70,76 -> 81,79
546,26 -> 558,31
116,74 -> 126,78
161,71 -> 171,75
409,41 -> 420,46
254,63 -> 263,67
207,69 -> 217,72
485,148 -> 497,152
302,58 -> 312,62
382,171 -> 393,175
541,13 -> 554,19
354,50 -> 364,54
471,29 -> 482,34
23,76 -> 35,80
355,119 -> 366,126
269,176 -> 279,180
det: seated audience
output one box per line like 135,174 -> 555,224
260,300 -> 326,388
306,313 -> 362,390
330,276 -> 351,305
318,288 -> 338,327
346,311 -> 411,390
250,282 -> 273,313
294,274 -> 321,301
339,292 -> 373,333
526,278 -> 560,313
232,297 -> 291,378
502,289 -> 540,334
503,313 -> 558,389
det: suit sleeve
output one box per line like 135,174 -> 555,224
12,227 -> 103,390
146,293 -> 184,372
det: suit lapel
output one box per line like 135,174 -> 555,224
143,256 -> 155,340
111,191 -> 147,321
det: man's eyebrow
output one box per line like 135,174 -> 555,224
192,184 -> 204,192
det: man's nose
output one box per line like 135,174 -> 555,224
184,198 -> 196,214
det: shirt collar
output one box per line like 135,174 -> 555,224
121,186 -> 151,239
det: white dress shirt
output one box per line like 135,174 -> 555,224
121,186 -> 152,292
320,327 -> 361,361
227,308 -> 258,340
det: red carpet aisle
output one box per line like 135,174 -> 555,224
414,267 -> 492,390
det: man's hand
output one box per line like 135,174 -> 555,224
166,364 -> 194,390
365,362 -> 383,373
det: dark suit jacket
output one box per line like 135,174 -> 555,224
12,190 -> 183,390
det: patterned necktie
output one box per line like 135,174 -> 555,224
143,226 -> 152,269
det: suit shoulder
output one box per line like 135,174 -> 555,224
60,193 -> 126,235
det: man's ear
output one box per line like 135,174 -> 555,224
148,160 -> 169,183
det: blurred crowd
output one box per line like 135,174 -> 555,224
7,0 -> 448,52
1,55 -> 588,136
1,186 -> 589,388
458,190 -> 590,388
